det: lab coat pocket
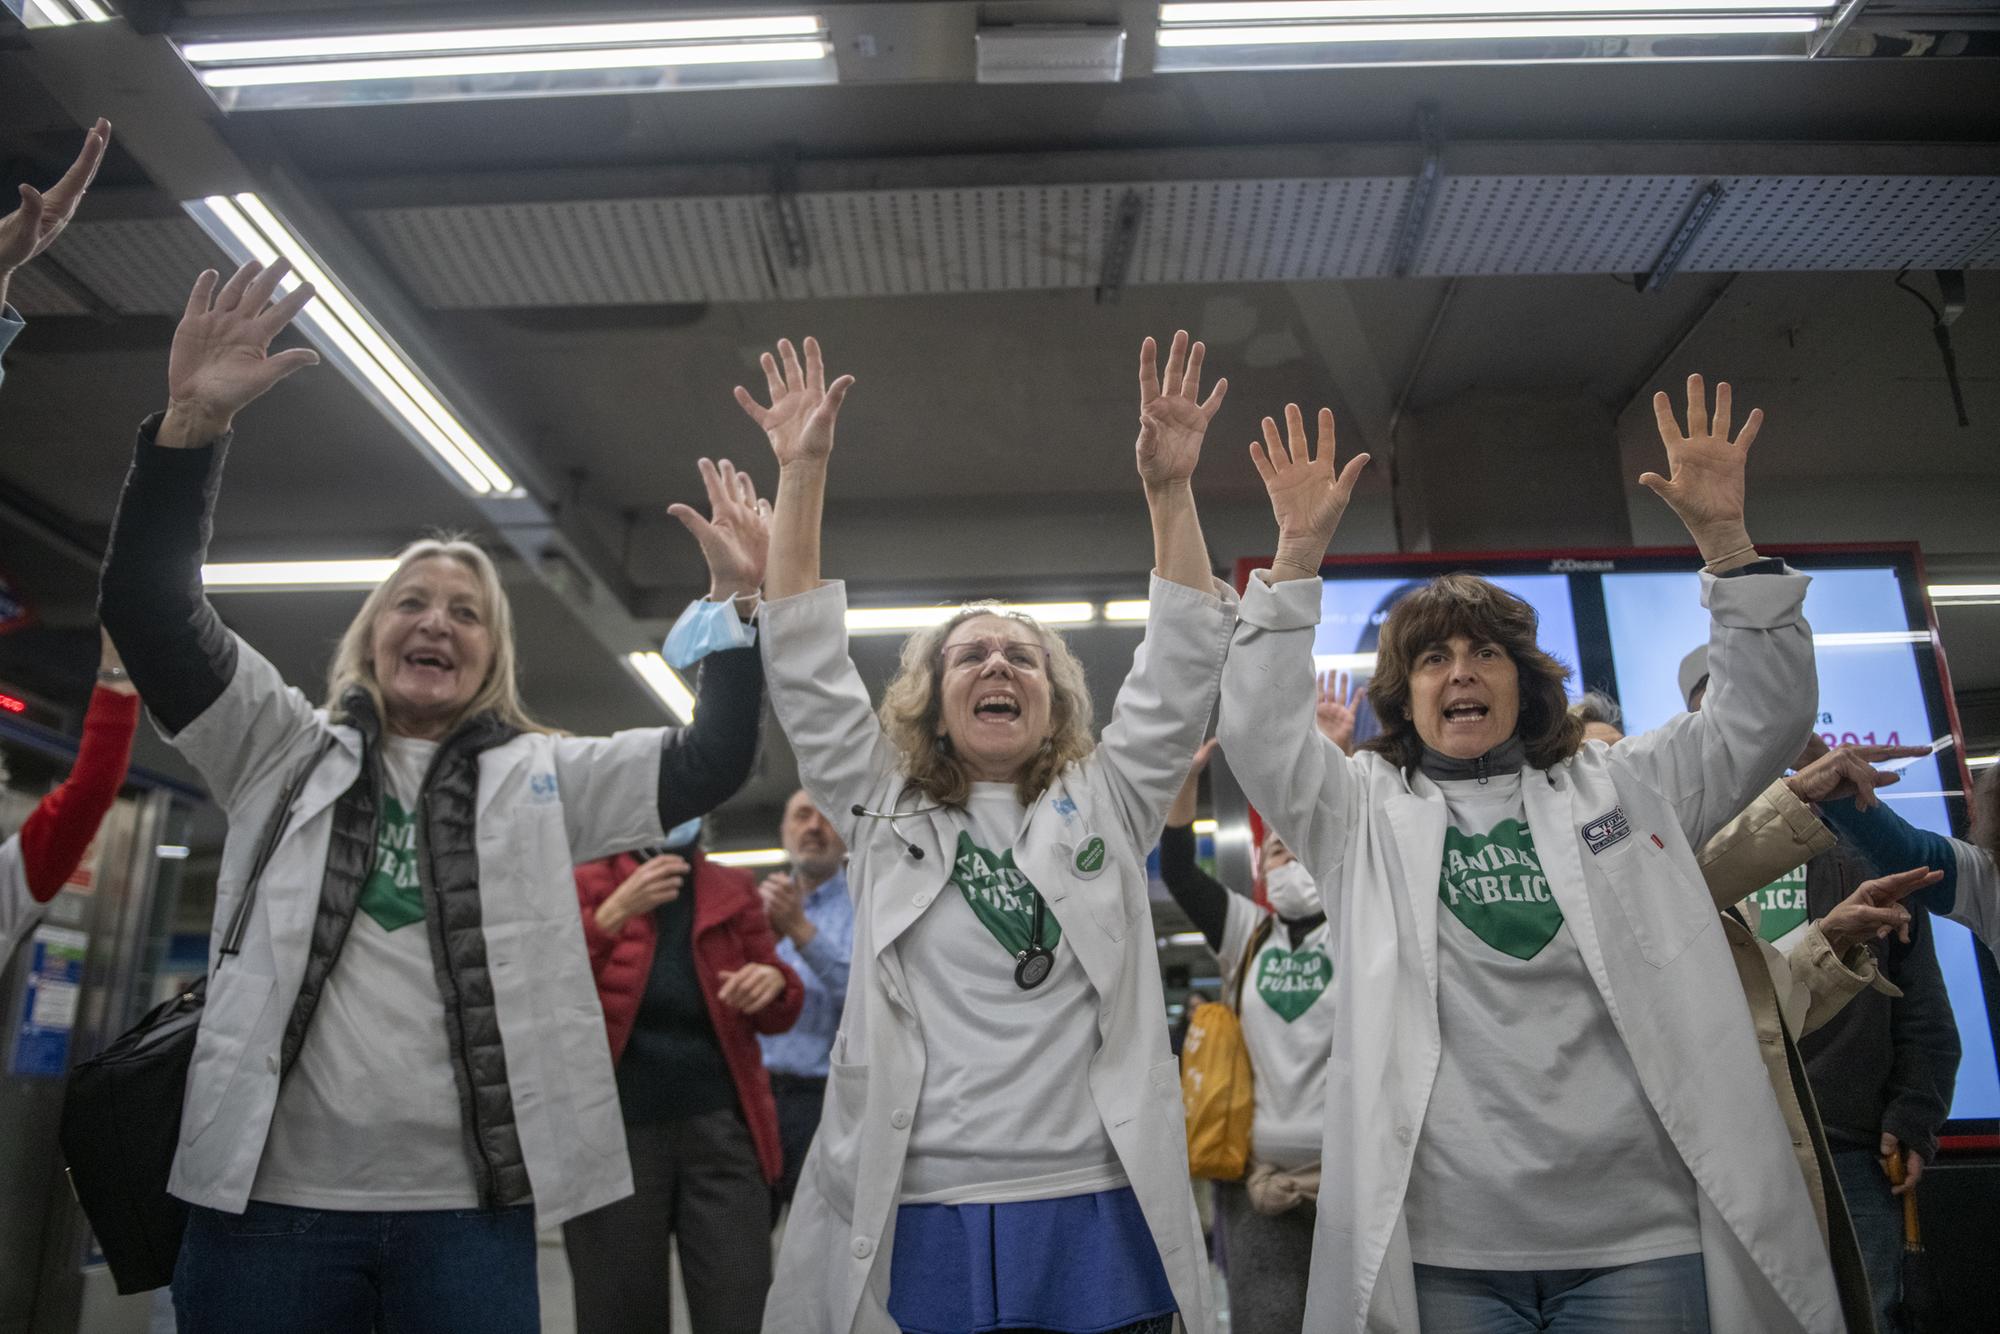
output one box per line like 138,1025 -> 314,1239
812,1058 -> 870,1221
1599,839 -> 1712,968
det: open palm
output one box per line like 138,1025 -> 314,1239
168,261 -> 319,423
0,118 -> 109,274
1641,373 -> 1761,539
668,457 -> 770,599
733,336 -> 854,468
1249,404 -> 1371,557
1136,330 -> 1227,488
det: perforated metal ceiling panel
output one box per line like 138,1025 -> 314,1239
1682,176 -> 2000,273
17,172 -> 1999,319
4,264 -> 92,317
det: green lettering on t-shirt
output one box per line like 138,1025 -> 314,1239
949,831 -> 1061,957
1438,819 -> 1562,961
1751,865 -> 1809,942
359,793 -> 425,932
1255,943 -> 1331,1022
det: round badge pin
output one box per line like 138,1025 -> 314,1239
1072,835 -> 1107,879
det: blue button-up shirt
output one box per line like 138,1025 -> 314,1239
759,869 -> 854,1078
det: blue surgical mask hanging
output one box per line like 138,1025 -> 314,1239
662,816 -> 704,850
662,596 -> 757,670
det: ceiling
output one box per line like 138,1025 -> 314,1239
1,1 -> 1997,851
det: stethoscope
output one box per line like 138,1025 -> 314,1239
851,796 -> 1056,991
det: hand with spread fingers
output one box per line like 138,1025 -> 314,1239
595,854 -> 690,935
1315,670 -> 1366,756
733,336 -> 854,470
158,260 -> 320,447
1136,330 -> 1228,492
1248,403 -> 1371,582
0,117 -> 110,308
1818,867 -> 1940,955
668,458 -> 771,607
1641,373 -> 1764,567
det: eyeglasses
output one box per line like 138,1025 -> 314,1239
940,637 -> 1048,674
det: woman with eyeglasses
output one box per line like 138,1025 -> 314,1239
748,333 -> 1235,1334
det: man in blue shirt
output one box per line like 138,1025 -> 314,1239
0,118 -> 111,391
758,788 -> 854,1222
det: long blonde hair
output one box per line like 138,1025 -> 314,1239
879,606 -> 1095,807
325,537 -> 549,736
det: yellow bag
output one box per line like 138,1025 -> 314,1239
1180,916 -> 1271,1181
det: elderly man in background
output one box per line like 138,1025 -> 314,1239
758,788 -> 855,1223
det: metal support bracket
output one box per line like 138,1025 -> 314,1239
1640,180 -> 1725,293
1095,188 -> 1144,305
1391,104 -> 1443,280
1811,0 -> 1871,58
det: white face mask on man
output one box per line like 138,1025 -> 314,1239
1263,861 -> 1322,920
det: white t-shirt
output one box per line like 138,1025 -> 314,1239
1217,891 -> 1334,1170
898,783 -> 1127,1206
1403,770 -> 1700,1269
1,834 -> 36,970
252,735 -> 480,1211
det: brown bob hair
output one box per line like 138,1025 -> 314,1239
1360,572 -> 1585,773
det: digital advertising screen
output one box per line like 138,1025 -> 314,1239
1236,543 -> 2000,1145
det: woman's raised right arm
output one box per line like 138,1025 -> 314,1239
99,262 -> 323,803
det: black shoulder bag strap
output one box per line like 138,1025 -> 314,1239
217,735 -> 337,964
1230,913 -> 1276,1013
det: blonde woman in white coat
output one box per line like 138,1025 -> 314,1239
1218,380 -> 1846,1333
748,333 -> 1236,1334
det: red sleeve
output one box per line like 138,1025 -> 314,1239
735,887 -> 804,1036
19,687 -> 140,902
574,854 -> 634,973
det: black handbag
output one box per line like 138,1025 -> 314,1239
58,738 -> 331,1293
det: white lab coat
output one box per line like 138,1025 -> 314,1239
1218,567 -> 1846,1334
759,574 -> 1235,1334
162,636 -> 668,1227
0,834 -> 40,972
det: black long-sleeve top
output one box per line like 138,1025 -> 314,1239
98,415 -> 764,829
1158,823 -> 1324,956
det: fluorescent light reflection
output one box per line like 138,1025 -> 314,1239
1813,631 -> 1932,649
626,651 -> 696,724
198,41 -> 831,89
1156,17 -> 1819,46
184,194 -> 514,496
845,602 -> 1096,635
1162,1 -> 1834,19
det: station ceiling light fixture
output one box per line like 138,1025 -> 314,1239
175,13 -> 835,110
202,559 -> 402,590
626,651 -> 698,725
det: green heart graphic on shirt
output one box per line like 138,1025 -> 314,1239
359,793 -> 425,932
1751,867 -> 1809,942
1255,946 -> 1331,1022
949,831 -> 1061,958
1437,819 -> 1562,961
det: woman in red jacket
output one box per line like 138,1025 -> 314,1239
570,829 -> 804,1334
3,631 -> 140,965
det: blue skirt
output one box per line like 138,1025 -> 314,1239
887,1186 -> 1178,1334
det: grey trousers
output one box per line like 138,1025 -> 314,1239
1214,1178 -> 1316,1334
563,1107 -> 772,1334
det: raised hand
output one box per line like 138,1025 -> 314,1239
1248,404 -> 1371,579
733,336 -> 854,469
668,457 -> 770,602
0,117 -> 110,279
159,260 -> 319,446
1315,669 -> 1366,756
1136,331 -> 1227,490
1784,742 -> 1933,811
1641,374 -> 1763,564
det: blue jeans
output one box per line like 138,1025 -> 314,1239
1833,1148 -> 1902,1331
171,1200 -> 538,1334
1413,1253 -> 1710,1333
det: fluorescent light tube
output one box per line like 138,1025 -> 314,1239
156,845 -> 192,860
1162,2 -> 1835,20
1929,583 -> 2000,601
1102,600 -> 1151,623
184,194 -> 515,496
1161,931 -> 1210,947
626,651 -> 697,724
1313,652 -> 1380,673
203,559 -> 401,590
1969,755 -> 1998,770
181,17 -> 822,64
844,602 -> 1097,635
1157,17 -> 1820,46
198,40 -> 831,89
1192,818 -> 1220,836
709,848 -> 790,868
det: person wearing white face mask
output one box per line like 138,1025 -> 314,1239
1160,672 -> 1359,1334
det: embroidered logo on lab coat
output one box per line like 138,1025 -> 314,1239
1438,819 -> 1562,961
1581,806 -> 1631,855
